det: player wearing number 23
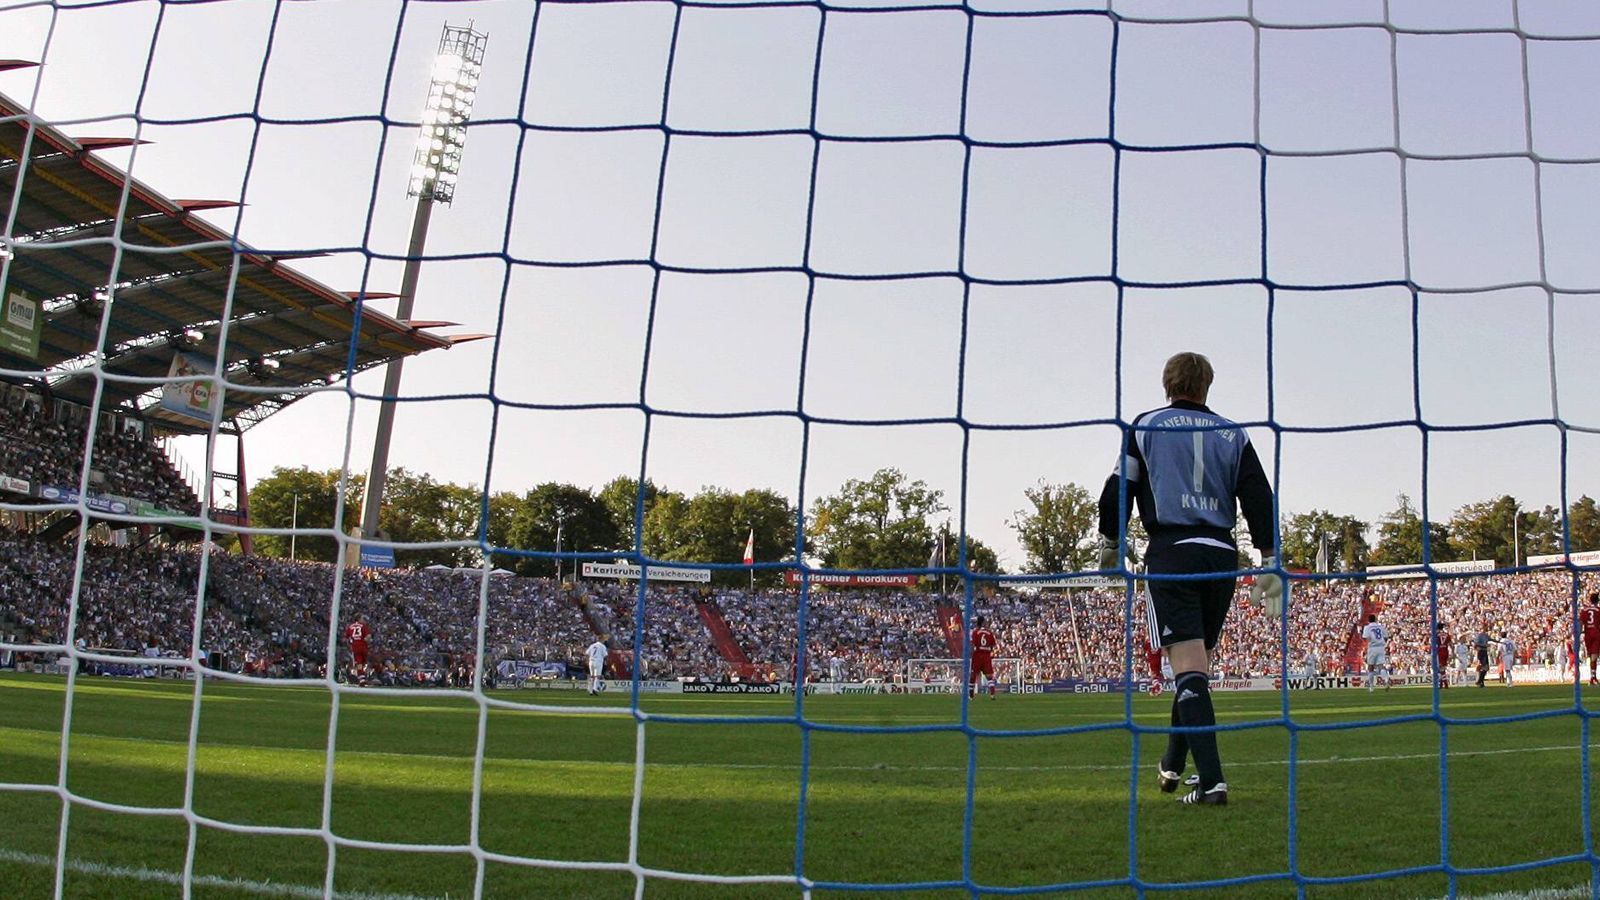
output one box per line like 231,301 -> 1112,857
1097,352 -> 1278,808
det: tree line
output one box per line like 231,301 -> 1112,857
245,466 -> 1600,580
247,466 -> 999,583
1285,493 -> 1600,572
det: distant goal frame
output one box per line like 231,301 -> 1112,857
905,657 -> 1027,692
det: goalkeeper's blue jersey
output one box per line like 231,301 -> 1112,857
1098,400 -> 1275,554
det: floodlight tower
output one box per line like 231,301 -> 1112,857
359,22 -> 488,549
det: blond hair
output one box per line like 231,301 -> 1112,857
1162,352 -> 1213,402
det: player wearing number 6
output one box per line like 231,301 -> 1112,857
969,616 -> 998,700
1097,352 -> 1278,808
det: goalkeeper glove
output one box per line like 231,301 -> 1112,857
1096,535 -> 1121,572
1249,556 -> 1286,618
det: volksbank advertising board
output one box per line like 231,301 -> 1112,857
581,562 -> 711,584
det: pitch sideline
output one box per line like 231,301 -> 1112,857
0,847 -> 439,900
0,719 -> 1585,775
4,842 -> 1595,900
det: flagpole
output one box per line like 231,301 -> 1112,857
1512,507 -> 1519,569
940,531 -> 946,598
742,524 -> 755,592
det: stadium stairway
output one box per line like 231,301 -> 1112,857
568,589 -> 638,678
36,511 -> 82,543
694,599 -> 757,678
935,604 -> 964,657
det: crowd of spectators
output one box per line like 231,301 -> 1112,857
0,392 -> 200,514
1062,574 -> 1592,680
1217,581 -> 1366,679
0,532 -> 600,680
585,582 -> 727,678
0,530 -> 246,666
3,527 -> 1596,684
716,589 -> 948,682
986,594 -> 1079,681
1367,572 -> 1589,674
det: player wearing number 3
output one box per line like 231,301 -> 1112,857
1097,352 -> 1279,807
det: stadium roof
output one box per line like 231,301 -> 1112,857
0,86 -> 485,435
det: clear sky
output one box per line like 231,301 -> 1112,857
4,0 -> 1600,570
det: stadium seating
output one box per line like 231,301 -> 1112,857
0,527 -> 1588,684
0,392 -> 201,515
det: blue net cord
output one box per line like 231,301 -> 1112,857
15,0 -> 1600,897
400,1 -> 1600,896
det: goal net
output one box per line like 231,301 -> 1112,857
4,1 -> 1600,898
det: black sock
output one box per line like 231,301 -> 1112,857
1174,671 -> 1223,789
1161,694 -> 1188,774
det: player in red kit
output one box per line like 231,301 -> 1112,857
970,616 -> 998,699
344,619 -> 371,683
1145,643 -> 1166,696
1580,593 -> 1600,685
1435,624 -> 1451,689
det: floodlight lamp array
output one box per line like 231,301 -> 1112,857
407,23 -> 487,205
245,357 -> 281,379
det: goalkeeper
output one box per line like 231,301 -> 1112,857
1096,351 -> 1279,807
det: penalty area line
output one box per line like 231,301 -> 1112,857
651,742 -> 1583,774
2,724 -> 1580,775
1427,885 -> 1595,900
0,848 -> 442,900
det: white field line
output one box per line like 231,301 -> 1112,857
2,747 -> 1591,898
461,743 -> 1582,775
2,723 -> 1585,774
0,847 -> 441,900
1443,886 -> 1595,900
4,825 -> 1593,900
582,742 -> 1578,774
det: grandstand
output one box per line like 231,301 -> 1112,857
0,89 -> 481,544
12,3 -> 1600,896
2,523 -> 1586,690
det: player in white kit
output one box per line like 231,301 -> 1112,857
1361,614 -> 1391,692
1499,634 -> 1516,686
585,639 -> 609,695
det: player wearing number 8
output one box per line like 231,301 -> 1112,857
1097,352 -> 1278,808
1361,615 -> 1392,692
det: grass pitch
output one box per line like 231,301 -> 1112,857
1,673 -> 1597,899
